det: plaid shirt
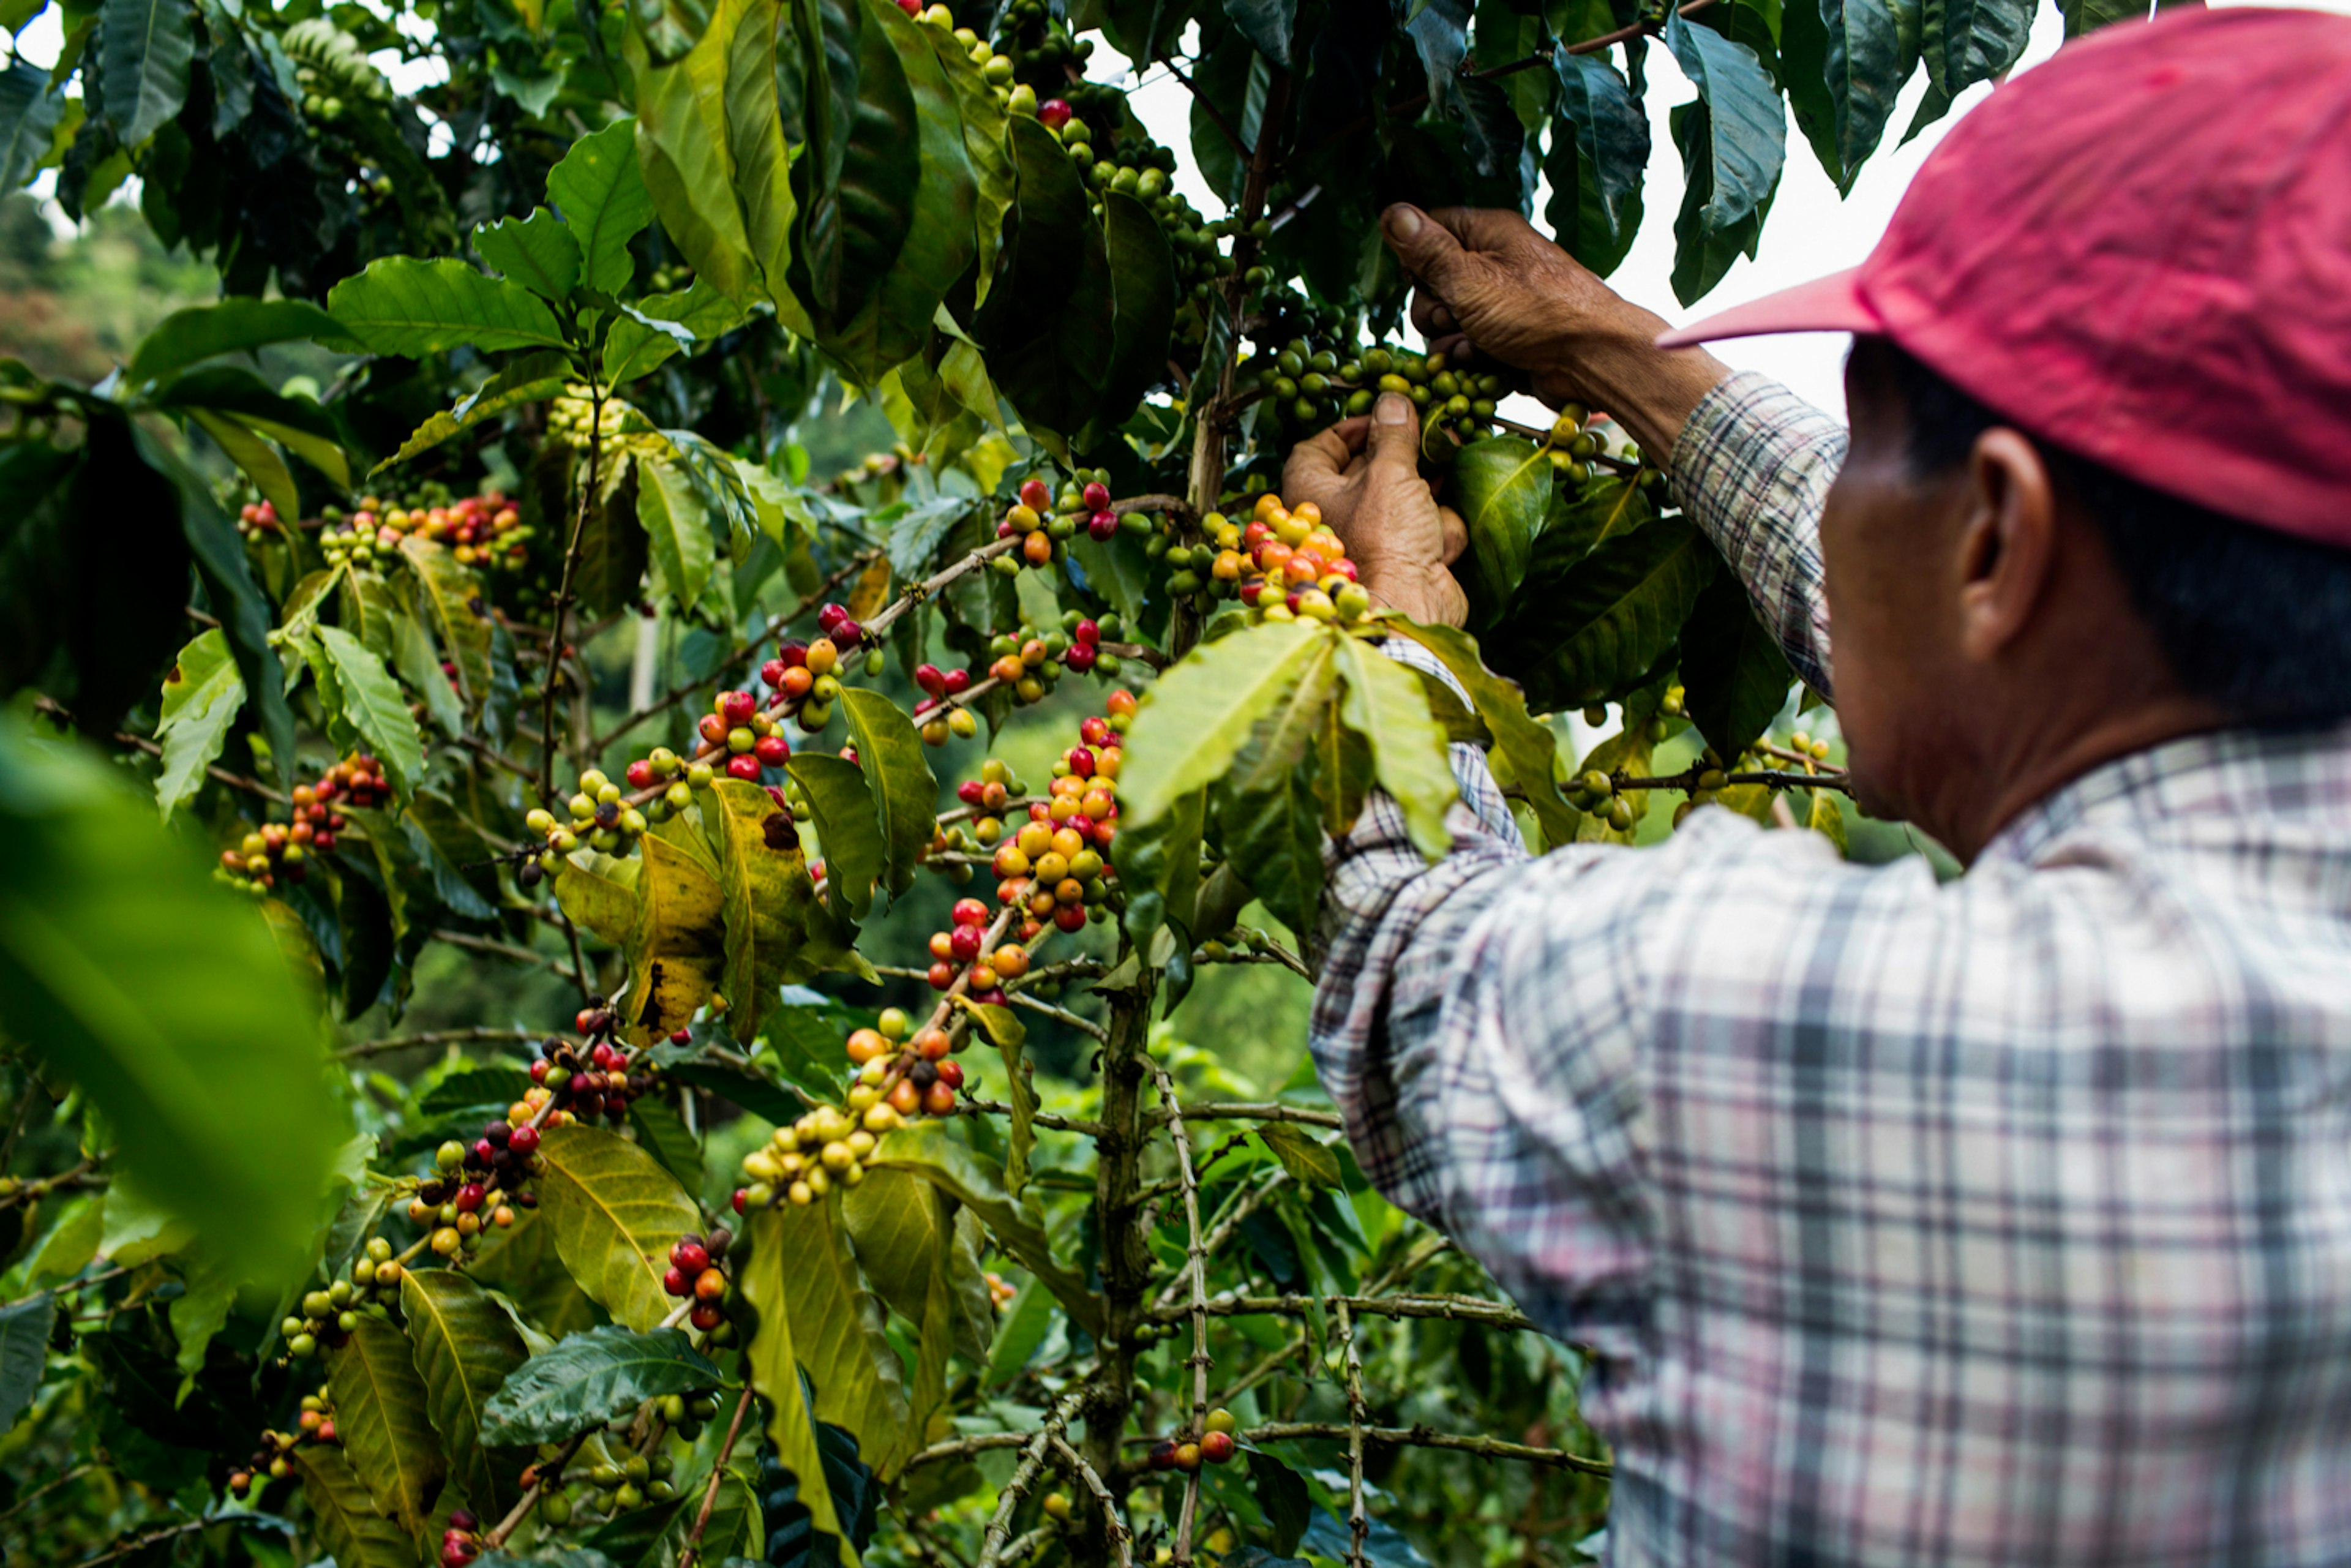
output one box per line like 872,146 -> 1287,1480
1311,372 -> 2351,1566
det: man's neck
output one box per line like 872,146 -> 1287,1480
1946,696 -> 2231,863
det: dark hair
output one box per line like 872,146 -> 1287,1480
1869,339 -> 2351,727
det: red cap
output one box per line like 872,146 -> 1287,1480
1658,7 -> 2351,549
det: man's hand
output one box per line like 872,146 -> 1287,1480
1381,204 -> 1730,462
1284,394 -> 1469,629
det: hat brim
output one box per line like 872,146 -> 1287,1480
1654,268 -> 1882,348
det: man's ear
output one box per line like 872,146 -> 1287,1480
1954,428 -> 2060,663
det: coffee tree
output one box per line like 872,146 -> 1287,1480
0,0 -> 2134,1558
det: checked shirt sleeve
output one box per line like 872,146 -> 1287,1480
1670,370 -> 1847,697
1308,639 -> 1531,1220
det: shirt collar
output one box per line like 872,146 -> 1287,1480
1976,720 -> 2351,867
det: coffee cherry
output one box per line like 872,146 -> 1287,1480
1199,1430 -> 1236,1464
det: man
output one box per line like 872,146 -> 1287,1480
1284,9 -> 2351,1564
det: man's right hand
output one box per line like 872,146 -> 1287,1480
1381,204 -> 1731,463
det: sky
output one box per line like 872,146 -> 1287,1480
13,0 -> 2347,421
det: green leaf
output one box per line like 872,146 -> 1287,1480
0,59 -> 64,195
928,26 -> 1011,301
1450,437 -> 1550,626
1210,760 -> 1324,942
787,0 -> 918,324
605,281 -> 746,386
168,1254 -> 236,1395
399,538 -> 497,715
153,628 -> 242,821
296,1445 -> 418,1568
1551,52 -> 1648,242
184,407 -> 298,525
959,997 -> 1034,1201
639,455 -> 719,609
26,1195 -> 103,1284
634,1 -> 763,306
533,1123 -> 703,1330
548,117 -> 657,294
726,0 -> 797,314
1492,517 -> 1718,713
621,830 -> 729,1046
419,1068 -> 536,1119
1120,619 -> 1332,830
964,116 -> 1112,443
402,1269 -> 532,1518
1920,0 -> 2030,97
475,207 -> 582,301
99,0 -> 192,147
1096,191 -> 1178,432
128,424 -> 300,789
384,352 -> 574,473
629,1097 -> 705,1195
664,1058 -> 809,1127
1335,636 -> 1457,858
329,1314 -> 449,1534
1255,1124 -> 1341,1188
838,686 -> 937,899
701,778 -> 823,1034
555,848 -> 640,947
478,1325 -> 722,1446
151,365 -> 348,489
327,257 -> 569,358
869,1123 -> 1100,1337
1780,0 -> 1848,186
2060,0 -> 2150,36
1222,0 -> 1294,65
842,1168 -> 959,1436
127,298 -> 353,386
0,1291 -> 51,1433
314,625 -> 426,800
468,1208 -> 609,1341
0,718 -> 340,1291
1381,620 -> 1579,850
1678,565 -> 1795,759
821,0 -> 979,383
757,1002 -> 854,1106
1823,0 -> 1911,179
738,1207 -> 853,1556
1665,11 -> 1787,236
762,1197 -> 913,1475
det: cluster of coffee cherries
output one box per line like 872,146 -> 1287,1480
522,1011 -> 651,1127
733,1080 -> 908,1210
549,1439 -> 685,1525
217,754 -> 381,891
1147,1407 -> 1242,1473
1243,338 -> 1510,451
224,1382 -> 338,1498
996,472 -> 1145,577
983,719 -> 1128,934
438,1508 -> 487,1568
919,900 -> 1029,1005
278,1236 -> 404,1361
524,767 -> 653,866
410,1128 -> 533,1259
911,661 -> 983,746
312,486 -> 527,572
1216,495 -> 1373,626
234,498 -> 283,538
659,1228 -> 737,1338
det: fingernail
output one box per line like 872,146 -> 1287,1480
1384,205 -> 1422,241
1375,393 -> 1411,426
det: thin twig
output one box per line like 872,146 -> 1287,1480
1046,1435 -> 1131,1568
1160,56 -> 1248,159
1164,1292 -> 1542,1334
973,1394 -> 1083,1568
32,696 -> 282,803
1337,1301 -> 1369,1568
485,1428 -> 593,1548
432,929 -> 565,972
76,1518 -> 208,1567
594,547 -> 879,752
679,1381 -> 758,1567
0,1462 -> 94,1526
1239,1422 -> 1611,1477
337,1026 -> 541,1060
1149,1062 -> 1213,1568
539,380 -> 604,800
1147,1101 -> 1341,1131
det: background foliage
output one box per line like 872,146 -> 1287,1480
0,0 -> 2134,1558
